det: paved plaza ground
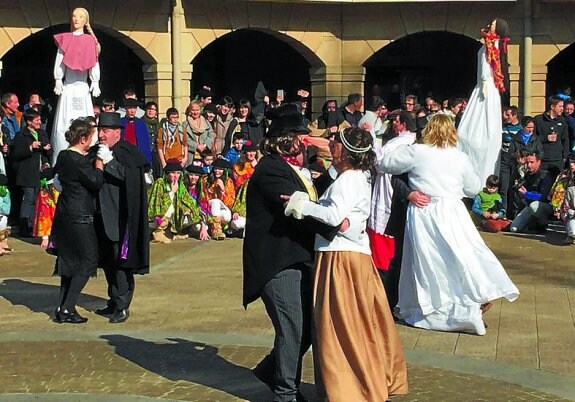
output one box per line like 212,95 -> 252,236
0,228 -> 573,401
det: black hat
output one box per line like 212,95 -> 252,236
163,162 -> 182,173
123,98 -> 142,108
197,87 -> 214,99
97,112 -> 124,129
243,142 -> 259,152
308,161 -> 326,174
185,164 -> 205,175
40,168 -> 54,181
266,104 -> 311,137
203,103 -> 218,115
0,174 -> 7,186
212,158 -> 233,170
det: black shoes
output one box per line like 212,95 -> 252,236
252,365 -> 307,402
54,308 -> 88,324
109,309 -> 129,323
95,305 -> 116,316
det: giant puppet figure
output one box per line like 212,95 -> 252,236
457,18 -> 510,185
51,7 -> 101,164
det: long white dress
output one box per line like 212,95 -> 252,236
51,39 -> 100,165
457,44 -> 502,186
380,144 -> 519,335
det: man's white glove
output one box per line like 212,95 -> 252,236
97,144 -> 113,164
54,79 -> 63,96
90,81 -> 101,97
284,191 -> 310,220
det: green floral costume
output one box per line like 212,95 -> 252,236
148,177 -> 204,234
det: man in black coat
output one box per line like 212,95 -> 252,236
243,104 -> 337,402
93,112 -> 150,324
11,109 -> 51,237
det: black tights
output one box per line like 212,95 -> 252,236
59,274 -> 90,312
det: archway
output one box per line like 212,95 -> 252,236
191,29 -> 317,108
546,43 -> 575,99
364,32 -> 481,110
0,25 -> 145,110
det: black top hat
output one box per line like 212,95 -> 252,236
97,112 -> 124,129
185,164 -> 206,175
163,162 -> 182,173
212,158 -> 233,170
203,103 -> 218,115
266,104 -> 311,137
0,174 -> 7,186
123,98 -> 142,108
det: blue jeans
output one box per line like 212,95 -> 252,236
510,201 -> 553,232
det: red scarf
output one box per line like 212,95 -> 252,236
481,29 -> 506,93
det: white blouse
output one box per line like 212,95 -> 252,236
301,169 -> 372,255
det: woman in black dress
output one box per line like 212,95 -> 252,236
52,119 -> 104,323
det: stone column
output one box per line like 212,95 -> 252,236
171,0 -> 184,112
143,63 -> 173,113
310,65 -> 365,119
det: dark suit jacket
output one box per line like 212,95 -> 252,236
11,128 -> 51,188
242,153 -> 337,306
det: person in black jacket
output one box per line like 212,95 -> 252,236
510,152 -> 553,233
534,96 -> 570,181
93,112 -> 150,324
243,104 -> 338,402
11,109 -> 52,237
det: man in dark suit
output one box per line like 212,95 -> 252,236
11,109 -> 51,237
243,104 -> 338,402
93,112 -> 150,324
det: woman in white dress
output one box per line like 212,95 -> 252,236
51,7 -> 101,164
380,114 -> 519,335
457,18 -> 510,185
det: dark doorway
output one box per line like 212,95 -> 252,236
547,43 -> 575,99
364,32 -> 481,110
191,29 -> 311,106
0,24 -> 144,110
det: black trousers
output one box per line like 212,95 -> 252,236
378,232 -> 404,312
257,265 -> 312,402
542,160 -> 565,183
499,162 -> 513,212
59,274 -> 90,312
19,186 -> 38,235
103,267 -> 135,311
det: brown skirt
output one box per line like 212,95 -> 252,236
314,251 -> 408,402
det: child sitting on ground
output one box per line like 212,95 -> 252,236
472,175 -> 510,232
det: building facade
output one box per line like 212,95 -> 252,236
0,0 -> 574,116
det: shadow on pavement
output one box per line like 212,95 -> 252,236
0,278 -> 107,315
101,334 -> 315,401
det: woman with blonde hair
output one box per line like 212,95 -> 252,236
183,100 -> 214,161
51,7 -> 101,164
380,113 -> 519,335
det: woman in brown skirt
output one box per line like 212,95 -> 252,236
284,127 -> 408,402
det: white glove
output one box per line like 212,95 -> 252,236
97,144 -> 113,164
284,191 -> 310,220
90,81 -> 101,97
54,79 -> 63,96
568,209 -> 575,218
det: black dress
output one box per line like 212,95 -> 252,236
52,150 -> 103,277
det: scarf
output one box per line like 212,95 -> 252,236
481,28 -> 506,93
519,129 -> 531,145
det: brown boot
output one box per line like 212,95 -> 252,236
0,229 -> 12,253
151,228 -> 172,244
210,217 -> 226,241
